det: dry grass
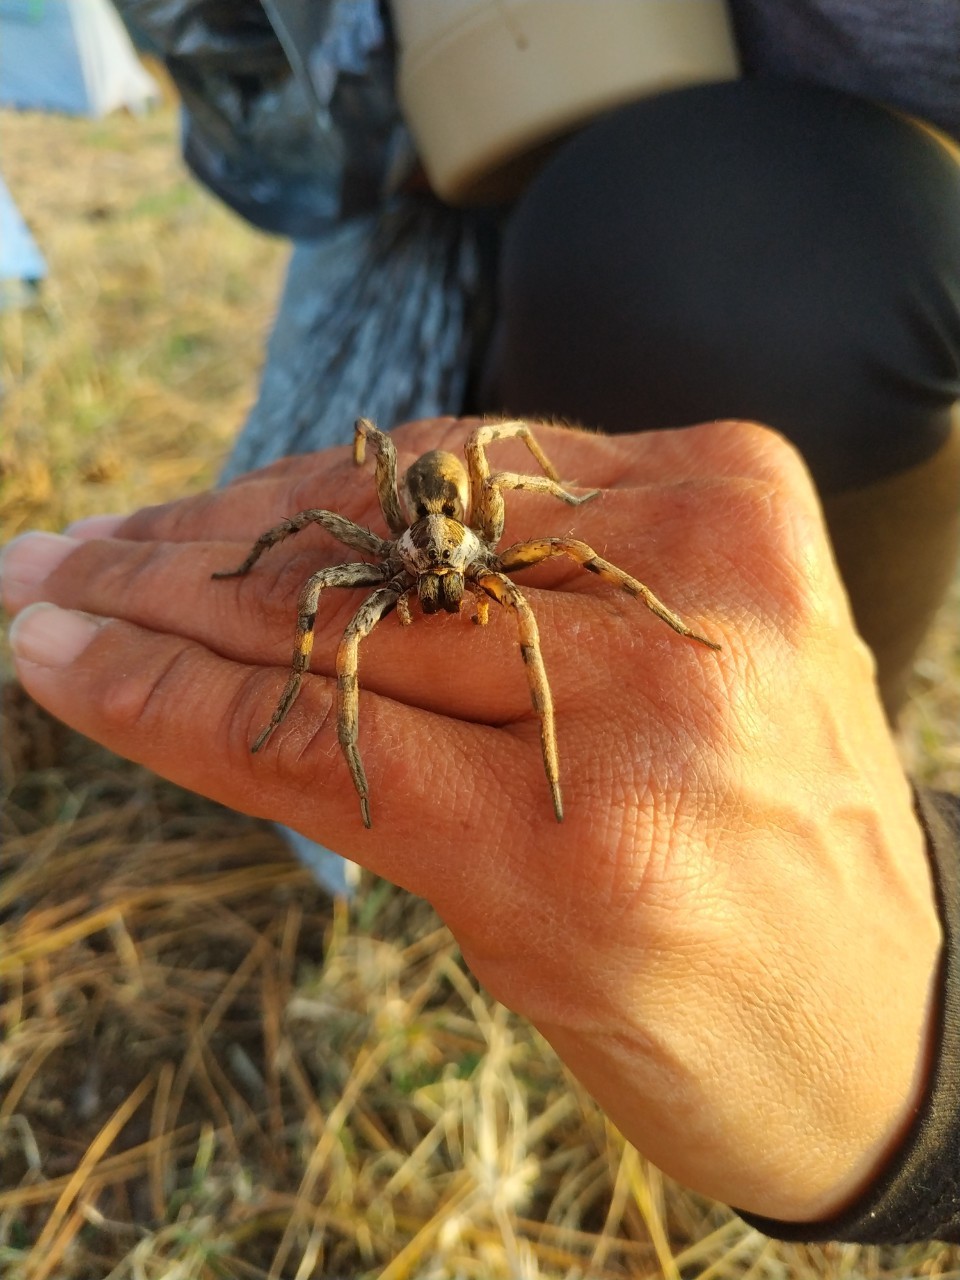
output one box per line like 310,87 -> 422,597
0,106 -> 285,534
1,104 -> 959,1279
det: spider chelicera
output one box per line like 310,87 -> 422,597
213,419 -> 720,827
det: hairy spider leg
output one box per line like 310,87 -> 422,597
497,538 -> 722,650
488,469 -> 599,513
464,421 -> 597,543
212,509 -> 388,579
251,562 -> 390,754
474,569 -> 564,823
469,589 -> 490,627
337,580 -> 409,827
396,590 -> 414,626
353,417 -> 407,536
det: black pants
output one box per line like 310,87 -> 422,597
479,81 -> 960,714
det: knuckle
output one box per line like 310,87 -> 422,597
224,669 -> 291,770
240,555 -> 354,643
126,490 -> 220,542
287,467 -> 381,532
246,676 -> 340,778
61,537 -> 166,605
97,638 -> 194,735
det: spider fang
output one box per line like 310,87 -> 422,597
213,419 -> 720,827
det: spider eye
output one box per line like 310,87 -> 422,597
442,502 -> 457,518
415,503 -> 428,519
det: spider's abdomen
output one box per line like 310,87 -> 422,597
402,450 -> 470,522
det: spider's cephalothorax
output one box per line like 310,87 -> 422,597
213,419 -> 720,828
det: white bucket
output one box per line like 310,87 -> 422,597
392,0 -> 741,204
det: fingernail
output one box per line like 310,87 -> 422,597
65,514 -> 127,539
9,602 -> 104,668
0,531 -> 79,605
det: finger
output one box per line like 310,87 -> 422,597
70,420 -> 808,551
94,421 -> 471,547
110,449 -> 385,546
67,514 -> 129,540
6,603 -> 584,913
0,504 -> 729,724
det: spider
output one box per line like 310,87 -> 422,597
213,419 -> 720,827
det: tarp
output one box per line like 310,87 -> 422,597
0,174 -> 45,281
0,172 -> 46,307
0,0 -> 160,118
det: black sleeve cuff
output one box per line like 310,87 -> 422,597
735,787 -> 960,1244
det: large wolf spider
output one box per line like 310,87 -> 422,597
213,419 -> 720,827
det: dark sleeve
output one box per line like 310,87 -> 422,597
737,787 -> 960,1243
730,0 -> 960,144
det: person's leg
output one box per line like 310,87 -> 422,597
479,81 -> 960,715
817,420 -> 960,715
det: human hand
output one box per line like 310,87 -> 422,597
0,418 -> 941,1223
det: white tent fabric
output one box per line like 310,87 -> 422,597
0,0 -> 160,118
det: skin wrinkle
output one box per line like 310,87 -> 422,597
732,798 -> 936,1090
727,501 -> 832,640
428,712 -> 516,824
657,927 -> 896,1205
75,535 -> 161,605
603,779 -> 693,922
536,1017 -> 737,1169
271,672 -> 519,855
733,953 -> 909,1180
408,704 -> 544,844
97,625 -> 201,738
282,674 -> 390,803
133,487 -> 232,544
32,537 -> 152,627
571,741 -> 636,899
103,632 -> 301,827
281,680 -> 343,779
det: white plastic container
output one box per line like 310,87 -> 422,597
392,0 -> 741,204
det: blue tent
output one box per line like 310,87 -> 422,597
0,0 -> 160,118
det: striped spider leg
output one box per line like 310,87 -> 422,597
212,508 -> 389,579
353,417 -> 407,535
212,493 -> 400,802
496,538 -> 722,650
250,561 -> 392,756
472,568 -> 563,821
469,538 -> 719,822
335,577 -> 411,827
463,420 -> 600,543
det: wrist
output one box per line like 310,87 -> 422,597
530,796 -> 942,1223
